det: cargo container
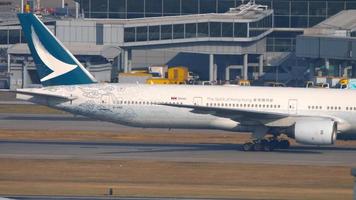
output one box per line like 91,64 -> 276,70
148,66 -> 168,78
119,72 -> 152,84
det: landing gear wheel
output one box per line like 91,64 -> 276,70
241,137 -> 290,152
263,143 -> 273,152
253,142 -> 263,151
269,140 -> 279,149
242,142 -> 254,151
279,140 -> 290,149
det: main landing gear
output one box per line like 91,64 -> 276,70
241,138 -> 290,152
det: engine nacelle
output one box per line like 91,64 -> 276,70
290,119 -> 337,145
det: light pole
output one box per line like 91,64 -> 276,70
21,0 -> 24,13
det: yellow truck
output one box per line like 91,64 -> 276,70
168,67 -> 188,84
119,71 -> 152,84
238,80 -> 251,86
339,78 -> 348,86
146,78 -> 171,84
146,66 -> 188,85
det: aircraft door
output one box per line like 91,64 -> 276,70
101,94 -> 117,106
193,97 -> 203,106
288,99 -> 298,114
101,95 -> 110,104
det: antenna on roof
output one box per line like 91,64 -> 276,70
229,0 -> 268,15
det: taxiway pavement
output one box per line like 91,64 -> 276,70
0,139 -> 356,166
0,113 -> 356,167
3,196 -> 231,200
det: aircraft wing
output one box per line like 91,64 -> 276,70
160,103 -> 334,127
161,103 -> 287,124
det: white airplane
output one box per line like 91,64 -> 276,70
14,13 -> 356,151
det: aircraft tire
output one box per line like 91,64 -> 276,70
242,142 -> 254,151
279,140 -> 290,149
263,143 -> 273,152
253,142 -> 263,151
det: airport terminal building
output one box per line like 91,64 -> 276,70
2,0 -> 356,88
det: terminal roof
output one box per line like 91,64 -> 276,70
314,10 -> 356,32
82,9 -> 273,26
8,43 -> 107,56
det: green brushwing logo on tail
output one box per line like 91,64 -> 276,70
18,13 -> 97,86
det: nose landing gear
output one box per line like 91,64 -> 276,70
241,138 -> 290,152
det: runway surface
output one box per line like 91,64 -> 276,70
1,139 -> 356,166
1,113 -> 356,166
0,113 -> 132,132
3,196 -> 230,200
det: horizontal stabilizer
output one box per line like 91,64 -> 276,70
14,89 -> 76,101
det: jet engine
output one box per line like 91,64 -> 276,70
289,119 -> 337,145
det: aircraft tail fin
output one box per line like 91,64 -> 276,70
17,13 -> 97,86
